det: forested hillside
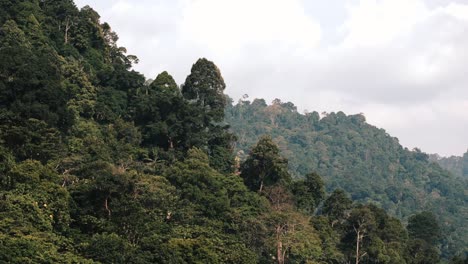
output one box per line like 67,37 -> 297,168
0,1 -> 466,263
226,98 -> 468,259
430,151 -> 468,179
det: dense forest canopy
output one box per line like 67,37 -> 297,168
225,97 -> 468,259
0,1 -> 466,263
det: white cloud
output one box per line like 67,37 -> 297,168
341,0 -> 429,47
180,0 -> 321,55
73,0 -> 468,156
443,2 -> 468,20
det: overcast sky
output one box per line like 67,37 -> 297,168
74,0 -> 468,156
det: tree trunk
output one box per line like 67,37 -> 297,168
169,137 -> 174,149
355,229 -> 361,264
276,224 -> 285,264
64,17 -> 71,44
277,239 -> 284,264
355,230 -> 359,264
104,196 -> 111,218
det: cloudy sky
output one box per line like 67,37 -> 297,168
74,0 -> 468,156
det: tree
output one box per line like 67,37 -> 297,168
164,148 -> 230,218
311,216 -> 345,263
346,207 -> 376,264
291,172 -> 325,214
322,189 -> 352,223
39,0 -> 78,45
404,211 -> 442,263
132,71 -> 185,150
182,58 -> 226,123
405,239 -> 440,264
267,210 -> 322,264
262,184 -> 321,264
0,19 -> 70,128
0,20 -> 34,106
240,135 -> 291,193
181,58 -> 235,173
407,211 -> 441,246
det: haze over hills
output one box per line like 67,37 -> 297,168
0,1 -> 467,263
430,151 -> 468,179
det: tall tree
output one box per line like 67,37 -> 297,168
132,71 -> 185,150
346,207 -> 376,264
182,58 -> 226,123
181,58 -> 235,173
240,135 -> 291,192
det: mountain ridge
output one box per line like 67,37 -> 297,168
226,97 -> 468,258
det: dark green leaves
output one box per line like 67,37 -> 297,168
407,211 -> 441,246
241,135 -> 291,192
182,58 -> 226,123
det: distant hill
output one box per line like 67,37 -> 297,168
226,97 -> 468,257
429,151 -> 468,178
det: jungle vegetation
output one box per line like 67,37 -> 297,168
0,1 -> 466,263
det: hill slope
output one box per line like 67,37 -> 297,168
226,98 -> 468,257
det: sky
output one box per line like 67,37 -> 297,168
74,0 -> 468,157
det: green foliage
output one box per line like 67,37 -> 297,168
292,172 -> 325,214
405,239 -> 440,264
0,234 -> 95,264
165,148 -> 230,219
180,59 -> 236,173
322,189 -> 353,222
407,211 -> 441,246
158,225 -> 258,264
449,255 -> 468,264
311,216 -> 345,263
0,1 -> 464,262
226,99 -> 468,257
85,233 -> 133,263
0,118 -> 64,163
240,135 -> 291,192
0,159 -> 90,263
132,71 -> 185,150
182,58 -> 227,122
339,204 -> 409,264
432,150 -> 468,179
